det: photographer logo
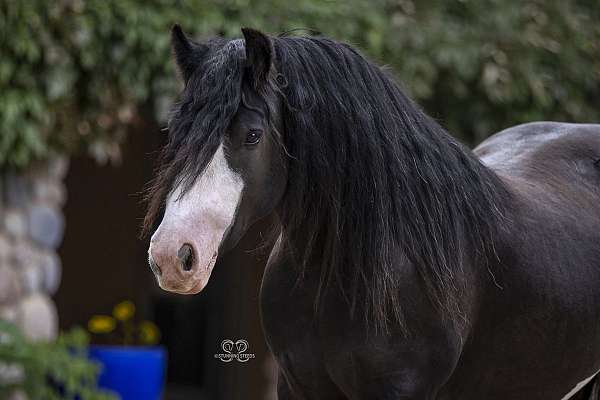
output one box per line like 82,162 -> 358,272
214,339 -> 255,363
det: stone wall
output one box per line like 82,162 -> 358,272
0,157 -> 67,341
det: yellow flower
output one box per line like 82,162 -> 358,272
112,301 -> 135,321
139,321 -> 160,345
88,315 -> 116,334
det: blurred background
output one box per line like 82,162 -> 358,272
0,1 -> 599,399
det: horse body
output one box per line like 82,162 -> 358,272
443,122 -> 600,399
262,122 -> 600,399
145,27 -> 600,399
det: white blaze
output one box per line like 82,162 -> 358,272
164,144 -> 243,232
149,144 -> 244,293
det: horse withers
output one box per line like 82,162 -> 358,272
144,26 -> 600,399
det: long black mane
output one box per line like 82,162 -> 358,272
272,36 -> 510,333
145,33 -> 511,334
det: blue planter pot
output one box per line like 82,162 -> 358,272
88,346 -> 167,400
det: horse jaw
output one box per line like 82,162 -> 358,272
149,144 -> 244,294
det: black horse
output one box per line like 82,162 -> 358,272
144,26 -> 600,399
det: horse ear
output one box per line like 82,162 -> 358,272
171,24 -> 208,81
241,27 -> 274,88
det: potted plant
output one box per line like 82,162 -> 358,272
87,301 -> 166,400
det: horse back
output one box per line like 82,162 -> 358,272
475,121 -> 600,187
475,122 -> 600,250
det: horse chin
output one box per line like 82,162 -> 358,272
159,274 -> 209,295
178,278 -> 208,295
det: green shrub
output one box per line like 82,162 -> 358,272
1,0 -> 598,169
0,321 -> 116,400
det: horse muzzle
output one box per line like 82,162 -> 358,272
148,239 -> 218,295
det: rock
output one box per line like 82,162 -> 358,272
0,233 -> 11,264
0,175 -> 4,210
46,157 -> 69,180
40,252 -> 61,295
7,389 -> 27,400
3,173 -> 30,207
20,265 -> 43,294
0,305 -> 19,323
16,294 -> 58,341
32,178 -> 66,206
3,209 -> 27,239
0,364 -> 25,386
0,265 -> 22,305
10,242 -> 40,269
28,205 -> 65,249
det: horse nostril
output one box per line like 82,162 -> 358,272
149,257 -> 162,276
178,244 -> 194,272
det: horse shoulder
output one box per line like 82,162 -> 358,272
314,262 -> 465,399
261,237 -> 465,399
260,235 -> 346,398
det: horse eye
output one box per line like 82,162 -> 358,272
245,130 -> 262,145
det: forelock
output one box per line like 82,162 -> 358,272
143,38 -> 247,236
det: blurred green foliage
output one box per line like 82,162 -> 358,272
0,321 -> 116,400
1,0 -> 599,169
